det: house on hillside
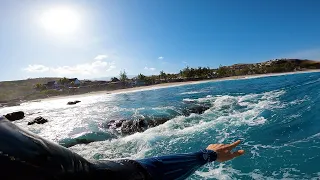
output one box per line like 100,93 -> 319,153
44,81 -> 59,89
68,78 -> 81,86
229,64 -> 249,70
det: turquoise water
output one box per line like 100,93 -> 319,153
1,72 -> 320,179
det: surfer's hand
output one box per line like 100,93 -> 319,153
206,140 -> 245,162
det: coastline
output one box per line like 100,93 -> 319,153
38,69 -> 320,102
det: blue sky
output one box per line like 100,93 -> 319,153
1,0 -> 320,81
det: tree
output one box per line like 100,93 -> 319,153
216,65 -> 228,77
159,70 -> 167,80
111,77 -> 120,82
35,83 -> 42,89
34,83 -> 46,91
146,75 -> 158,84
119,70 -> 128,82
59,77 -> 68,85
137,73 -> 146,80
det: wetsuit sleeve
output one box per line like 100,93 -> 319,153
136,149 -> 217,180
0,116 -> 151,179
0,116 -> 94,179
0,116 -> 216,180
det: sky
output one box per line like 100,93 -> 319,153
1,0 -> 320,81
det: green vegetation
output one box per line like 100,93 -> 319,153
179,66 -> 214,79
34,83 -> 46,91
131,59 -> 320,84
119,70 -> 128,83
137,73 -> 147,80
58,77 -> 69,85
0,78 -> 60,102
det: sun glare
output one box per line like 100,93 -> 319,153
41,7 -> 80,34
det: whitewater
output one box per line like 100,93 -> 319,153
1,72 -> 320,179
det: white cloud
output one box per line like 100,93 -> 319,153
51,60 -> 115,75
22,64 -> 50,73
158,56 -> 164,60
182,61 -> 187,64
144,67 -> 156,71
94,54 -> 108,60
106,64 -> 116,71
23,55 -> 117,77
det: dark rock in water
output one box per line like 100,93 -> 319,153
147,118 -> 170,128
4,111 -> 25,121
105,119 -> 126,129
104,104 -> 210,135
121,119 -> 148,134
27,116 -> 48,125
106,117 -> 170,135
116,120 -> 125,128
67,100 -> 81,105
182,105 -> 210,116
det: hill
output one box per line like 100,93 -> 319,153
0,59 -> 319,107
0,77 -> 60,104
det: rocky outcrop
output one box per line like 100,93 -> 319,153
104,104 -> 211,135
4,111 -> 25,121
106,117 -> 170,135
120,119 -> 148,134
61,103 -> 212,147
182,105 -> 211,116
67,100 -> 81,105
27,116 -> 48,125
146,118 -> 169,128
106,119 -> 126,129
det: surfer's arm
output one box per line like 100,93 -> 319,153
136,141 -> 244,180
136,149 -> 217,180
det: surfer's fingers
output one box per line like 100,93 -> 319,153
213,144 -> 223,148
207,144 -> 223,152
231,150 -> 245,158
226,140 -> 241,150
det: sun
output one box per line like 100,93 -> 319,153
40,7 -> 80,34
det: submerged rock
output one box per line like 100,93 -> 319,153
147,118 -> 169,128
182,105 -> 211,116
106,117 -> 170,135
121,119 -> 148,134
28,116 -> 48,125
4,111 -> 25,121
105,104 -> 211,135
67,100 -> 81,105
106,119 -> 126,129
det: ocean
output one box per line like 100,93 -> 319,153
1,72 -> 320,179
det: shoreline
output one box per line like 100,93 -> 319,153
37,69 -> 320,102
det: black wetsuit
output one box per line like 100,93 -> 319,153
0,116 -> 217,180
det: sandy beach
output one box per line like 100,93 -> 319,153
39,69 -> 320,102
